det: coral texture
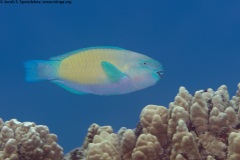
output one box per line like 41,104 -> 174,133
65,83 -> 240,160
0,119 -> 63,160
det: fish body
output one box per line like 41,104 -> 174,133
24,46 -> 163,95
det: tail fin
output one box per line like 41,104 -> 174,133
24,60 -> 60,82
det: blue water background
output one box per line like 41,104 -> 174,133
1,1 -> 240,153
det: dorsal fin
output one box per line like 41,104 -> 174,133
50,46 -> 125,60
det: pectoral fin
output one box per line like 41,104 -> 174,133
101,61 -> 126,82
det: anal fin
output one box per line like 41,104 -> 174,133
52,80 -> 87,95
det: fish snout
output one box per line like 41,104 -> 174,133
157,71 -> 164,78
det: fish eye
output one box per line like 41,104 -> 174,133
141,61 -> 148,65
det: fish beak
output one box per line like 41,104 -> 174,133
157,71 -> 164,78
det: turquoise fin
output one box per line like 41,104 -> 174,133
101,61 -> 126,82
52,80 -> 87,95
50,46 -> 125,61
24,60 -> 60,82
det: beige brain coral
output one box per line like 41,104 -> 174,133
190,90 -> 209,135
228,132 -> 240,160
132,133 -> 162,160
82,123 -> 113,150
140,105 -> 168,146
168,86 -> 192,140
85,131 -> 121,160
118,128 -> 136,160
198,131 -> 227,158
65,83 -> 240,160
171,119 -> 201,160
0,118 -> 63,160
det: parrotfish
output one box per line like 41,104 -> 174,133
24,46 -> 164,95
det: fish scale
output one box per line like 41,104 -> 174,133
58,50 -> 113,84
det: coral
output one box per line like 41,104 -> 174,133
168,86 -> 192,140
190,90 -> 209,135
118,128 -> 136,160
228,132 -> 240,160
81,123 -> 113,150
85,131 -> 121,160
132,133 -> 162,160
170,119 -> 201,159
198,131 -> 227,158
3,83 -> 240,159
140,105 -> 168,146
64,148 -> 84,160
0,118 -> 63,160
65,83 -> 240,160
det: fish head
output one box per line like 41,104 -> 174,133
139,59 -> 164,79
125,54 -> 164,90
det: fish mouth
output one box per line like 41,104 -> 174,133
157,71 -> 164,78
